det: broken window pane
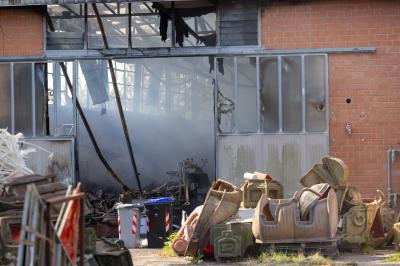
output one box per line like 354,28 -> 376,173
282,56 -> 302,132
14,63 -> 33,136
131,2 -> 171,48
182,13 -> 216,47
260,57 -> 279,133
47,5 -> 85,50
75,57 -> 214,190
236,57 -> 257,133
88,4 -> 129,49
79,60 -> 109,107
49,62 -> 74,136
305,55 -> 326,132
217,58 -> 235,133
0,64 -> 11,129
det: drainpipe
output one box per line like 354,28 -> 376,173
387,148 -> 392,206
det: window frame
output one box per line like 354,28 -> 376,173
0,62 -> 48,137
215,54 -> 329,135
46,2 -> 217,50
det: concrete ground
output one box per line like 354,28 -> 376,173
130,248 -> 400,266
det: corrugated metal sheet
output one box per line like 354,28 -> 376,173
217,133 -> 328,197
218,2 -> 258,46
47,32 -> 84,50
22,137 -> 75,185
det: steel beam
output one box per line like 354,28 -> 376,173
0,0 -> 190,7
0,47 -> 376,62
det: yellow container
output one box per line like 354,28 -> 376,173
241,179 -> 283,209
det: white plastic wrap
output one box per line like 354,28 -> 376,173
0,129 -> 34,183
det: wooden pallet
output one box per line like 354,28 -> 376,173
258,238 -> 340,259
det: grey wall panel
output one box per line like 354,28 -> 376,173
217,135 -> 258,186
22,137 -> 75,185
217,133 -> 328,196
218,3 -> 258,46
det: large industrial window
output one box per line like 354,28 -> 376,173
46,2 -> 216,49
216,55 -> 327,134
46,57 -> 214,190
0,63 -> 47,137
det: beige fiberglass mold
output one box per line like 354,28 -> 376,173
300,156 -> 387,246
252,183 -> 339,243
183,180 -> 242,257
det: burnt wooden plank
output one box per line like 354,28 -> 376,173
7,174 -> 55,186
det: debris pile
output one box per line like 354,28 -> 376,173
167,156 -> 397,261
0,127 -> 397,264
301,156 -> 386,248
0,130 -> 134,266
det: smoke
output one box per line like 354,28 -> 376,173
73,57 -> 215,192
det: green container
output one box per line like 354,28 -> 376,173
210,222 -> 254,260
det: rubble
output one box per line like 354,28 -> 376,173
0,129 -> 398,265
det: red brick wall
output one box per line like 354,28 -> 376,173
262,0 -> 400,197
0,7 -> 44,56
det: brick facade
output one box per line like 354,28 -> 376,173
262,0 -> 400,197
0,7 -> 44,57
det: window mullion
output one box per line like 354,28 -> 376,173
73,60 -> 78,137
301,55 -> 306,133
256,56 -> 260,133
10,63 -> 15,134
31,63 -> 36,137
278,56 -> 282,133
234,57 -> 238,133
325,54 -> 329,133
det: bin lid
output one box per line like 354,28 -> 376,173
144,197 -> 174,205
115,203 -> 141,209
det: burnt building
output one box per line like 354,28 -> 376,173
0,0 -> 399,205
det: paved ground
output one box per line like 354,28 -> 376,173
130,248 -> 400,266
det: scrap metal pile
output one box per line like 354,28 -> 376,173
170,156 -> 396,261
0,129 -> 133,266
0,127 -> 397,264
